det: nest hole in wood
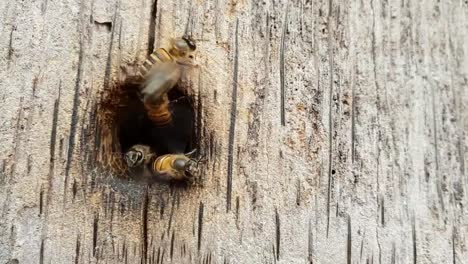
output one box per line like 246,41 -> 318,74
95,73 -> 199,177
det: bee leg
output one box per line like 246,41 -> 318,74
154,170 -> 177,182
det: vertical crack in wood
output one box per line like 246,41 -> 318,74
326,0 -> 334,238
370,0 -> 384,210
109,191 -> 115,220
118,19 -> 123,51
307,219 -> 313,263
197,71 -> 204,158
347,215 -> 351,264
0,157 -> 8,186
160,248 -> 166,264
32,75 -> 39,98
351,73 -> 356,164
26,154 -> 32,176
149,236 -> 154,261
75,234 -> 81,264
271,245 -> 276,264
208,131 -> 214,161
197,201 -> 204,252
431,82 -> 445,212
296,179 -> 301,206
141,189 -> 149,264
156,247 -> 161,264
452,227 -> 457,264
72,179 -> 78,200
235,196 -> 240,226
148,0 -> 158,55
123,241 -> 128,263
93,212 -> 99,257
159,199 -> 165,219
380,196 -> 385,226
226,19 -> 239,212
39,239 -> 44,264
370,0 -> 381,112
412,215 -> 417,264
167,195 -> 176,234
359,232 -> 365,261
10,97 -> 24,179
103,2 -> 120,91
79,99 -> 91,173
41,0 -> 48,15
151,248 -> 156,264
275,208 -> 280,260
7,26 -> 15,62
91,103 -> 101,168
39,186 -> 44,216
64,36 -> 84,196
376,230 -> 382,264
431,83 -> 439,173
279,2 -> 289,126
170,230 -> 175,259
457,138 -> 465,181
44,83 -> 61,215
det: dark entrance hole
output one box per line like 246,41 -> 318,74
96,74 -> 198,177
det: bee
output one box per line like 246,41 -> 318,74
138,36 -> 197,126
151,151 -> 198,181
124,144 -> 155,179
124,144 -> 198,182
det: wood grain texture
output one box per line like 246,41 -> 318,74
0,0 -> 467,263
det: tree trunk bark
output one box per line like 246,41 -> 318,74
1,0 -> 467,263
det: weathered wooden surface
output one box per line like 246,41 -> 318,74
1,0 -> 467,263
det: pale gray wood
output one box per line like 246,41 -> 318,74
0,0 -> 467,263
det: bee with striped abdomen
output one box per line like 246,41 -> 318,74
139,36 -> 197,127
124,145 -> 198,182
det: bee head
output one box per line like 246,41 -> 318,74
124,146 -> 148,168
173,36 -> 197,54
182,36 -> 197,51
172,158 -> 188,170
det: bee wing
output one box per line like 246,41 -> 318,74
141,62 -> 181,105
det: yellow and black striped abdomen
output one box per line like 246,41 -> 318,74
144,94 -> 172,126
139,48 -> 173,77
138,47 -> 180,126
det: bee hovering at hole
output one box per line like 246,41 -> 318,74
119,35 -> 200,182
139,36 -> 197,116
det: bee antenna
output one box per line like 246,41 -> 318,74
185,148 -> 197,157
183,7 -> 193,37
181,35 -> 197,50
191,153 -> 206,166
